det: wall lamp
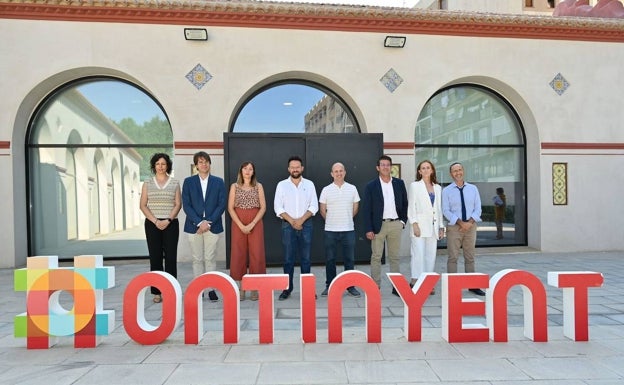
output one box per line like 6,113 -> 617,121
184,28 -> 208,41
384,36 -> 406,48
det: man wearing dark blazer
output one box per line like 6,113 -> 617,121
182,151 -> 226,302
362,155 -> 408,295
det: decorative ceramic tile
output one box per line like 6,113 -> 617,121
549,73 -> 569,96
552,162 -> 567,205
380,68 -> 403,93
186,63 -> 212,90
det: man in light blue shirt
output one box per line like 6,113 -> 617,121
442,162 -> 485,296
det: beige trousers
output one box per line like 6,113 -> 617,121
370,220 -> 403,287
445,223 -> 477,274
188,231 -> 220,278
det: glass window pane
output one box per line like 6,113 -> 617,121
29,146 -> 161,258
415,147 -> 524,185
233,84 -> 357,133
415,85 -> 526,247
78,81 -> 171,144
416,86 -> 523,145
415,147 -> 525,247
28,78 -> 172,258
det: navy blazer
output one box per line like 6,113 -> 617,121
362,177 -> 408,234
182,174 -> 226,234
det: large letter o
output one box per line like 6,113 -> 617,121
123,271 -> 181,345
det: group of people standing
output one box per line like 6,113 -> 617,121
140,151 -> 487,305
362,156 -> 485,297
141,151 -> 263,303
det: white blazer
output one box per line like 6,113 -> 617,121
407,180 -> 443,238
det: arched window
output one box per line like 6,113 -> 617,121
415,85 -> 526,246
232,82 -> 357,133
27,78 -> 173,259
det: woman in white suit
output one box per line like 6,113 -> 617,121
407,160 -> 445,293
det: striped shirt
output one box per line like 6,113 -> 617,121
145,177 -> 179,218
319,182 -> 360,232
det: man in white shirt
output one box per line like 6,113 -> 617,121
319,162 -> 361,297
274,156 -> 318,301
362,155 -> 408,296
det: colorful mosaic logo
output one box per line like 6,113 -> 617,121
14,255 -> 115,349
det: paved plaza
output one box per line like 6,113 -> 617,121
1,247 -> 623,384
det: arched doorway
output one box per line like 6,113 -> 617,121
227,80 -> 380,266
415,85 -> 527,246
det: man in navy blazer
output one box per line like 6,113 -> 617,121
362,155 -> 408,295
182,151 -> 226,302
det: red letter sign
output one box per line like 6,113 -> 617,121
547,271 -> 604,341
300,274 -> 317,343
388,272 -> 439,341
123,272 -> 181,345
184,272 -> 239,344
328,271 -> 381,343
242,274 -> 289,343
487,269 -> 548,342
441,273 -> 489,342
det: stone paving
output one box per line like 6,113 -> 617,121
1,247 -> 623,384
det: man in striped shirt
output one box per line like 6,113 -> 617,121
319,162 -> 361,297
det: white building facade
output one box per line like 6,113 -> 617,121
1,0 -> 623,267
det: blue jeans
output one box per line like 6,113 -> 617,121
281,220 -> 313,293
324,230 -> 356,287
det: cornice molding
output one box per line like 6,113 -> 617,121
1,0 -> 624,42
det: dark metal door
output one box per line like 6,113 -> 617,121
224,133 -> 382,266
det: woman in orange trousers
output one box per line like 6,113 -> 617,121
228,161 -> 266,301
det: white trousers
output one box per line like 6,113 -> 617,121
409,235 -> 438,279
